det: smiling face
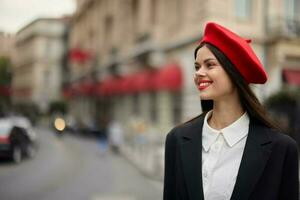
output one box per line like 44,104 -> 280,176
194,45 -> 237,101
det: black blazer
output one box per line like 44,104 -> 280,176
163,114 -> 299,200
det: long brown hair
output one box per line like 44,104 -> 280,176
194,43 -> 278,130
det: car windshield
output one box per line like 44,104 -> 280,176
0,121 -> 12,136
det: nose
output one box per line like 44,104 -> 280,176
195,67 -> 207,77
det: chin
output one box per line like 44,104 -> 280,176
199,94 -> 213,100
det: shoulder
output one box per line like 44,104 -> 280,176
250,122 -> 299,163
165,113 -> 206,141
258,124 -> 299,151
267,129 -> 299,170
269,129 -> 297,147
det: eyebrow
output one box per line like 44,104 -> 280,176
194,58 -> 216,65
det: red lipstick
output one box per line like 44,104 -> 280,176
197,80 -> 212,91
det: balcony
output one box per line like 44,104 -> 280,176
267,17 -> 300,39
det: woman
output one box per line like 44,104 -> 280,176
163,22 -> 299,200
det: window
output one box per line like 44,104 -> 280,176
44,69 -> 50,84
171,92 -> 182,125
132,0 -> 139,36
168,0 -> 182,28
44,40 -> 51,58
175,0 -> 183,26
104,16 -> 113,49
284,0 -> 300,34
149,92 -> 158,123
132,93 -> 140,115
284,0 -> 298,20
151,0 -> 157,26
235,0 -> 252,20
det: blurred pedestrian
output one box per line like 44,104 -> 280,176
108,119 -> 124,154
163,22 -> 299,200
97,117 -> 109,155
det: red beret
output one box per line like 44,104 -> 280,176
200,22 -> 267,84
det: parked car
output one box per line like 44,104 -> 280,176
0,116 -> 37,163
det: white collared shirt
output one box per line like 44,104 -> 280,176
202,110 -> 250,200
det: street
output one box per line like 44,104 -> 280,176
0,127 -> 163,200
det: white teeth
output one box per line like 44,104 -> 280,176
199,82 -> 211,87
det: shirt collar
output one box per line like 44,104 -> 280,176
222,111 -> 249,147
202,110 -> 250,151
202,111 -> 220,152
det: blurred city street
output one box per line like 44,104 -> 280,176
0,127 -> 163,200
0,1 -> 299,199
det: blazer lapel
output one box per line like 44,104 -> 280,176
180,115 -> 205,200
230,119 -> 272,200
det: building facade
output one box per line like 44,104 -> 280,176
0,32 -> 15,108
66,0 -> 300,179
0,32 -> 15,58
13,18 -> 69,113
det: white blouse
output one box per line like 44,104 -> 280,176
202,111 -> 250,200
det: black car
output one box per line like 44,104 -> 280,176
0,117 -> 37,163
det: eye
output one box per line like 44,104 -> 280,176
194,65 -> 200,71
206,62 -> 216,68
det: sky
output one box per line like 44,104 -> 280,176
0,0 -> 76,34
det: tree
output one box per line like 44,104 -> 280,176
0,56 -> 12,115
0,56 -> 12,85
264,88 -> 300,142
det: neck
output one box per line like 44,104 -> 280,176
208,95 -> 245,130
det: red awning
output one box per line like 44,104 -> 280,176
12,88 -> 31,97
78,81 -> 95,96
117,70 -> 158,94
154,63 -> 183,91
282,69 -> 300,86
0,85 -> 11,97
63,81 -> 96,98
63,86 -> 73,99
69,48 -> 92,63
96,63 -> 183,96
132,70 -> 155,93
119,66 -> 182,94
63,84 -> 79,98
97,77 -> 120,96
71,82 -> 81,96
119,76 -> 135,94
